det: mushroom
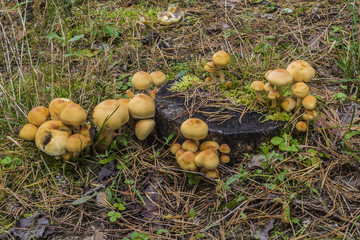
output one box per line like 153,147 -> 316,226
131,71 -> 153,90
219,144 -> 230,154
206,169 -> 220,178
19,123 -> 38,141
199,141 -> 220,151
175,149 -> 186,160
27,106 -> 50,126
128,94 -> 155,119
212,51 -> 230,82
170,143 -> 182,155
251,81 -> 266,103
220,154 -> 230,163
296,121 -> 307,132
66,134 -> 88,158
204,62 -> 217,81
264,82 -> 274,93
281,97 -> 296,112
292,82 -> 310,110
79,123 -> 92,146
180,118 -> 208,141
135,119 -> 156,140
302,110 -> 317,121
149,89 -> 159,100
60,103 -> 87,130
194,149 -> 219,170
35,120 -> 72,158
286,60 -> 315,83
265,69 -> 293,100
302,95 -> 317,110
268,90 -> 280,109
150,71 -> 167,87
177,151 -> 197,171
226,81 -> 232,88
93,99 -> 129,152
49,98 -> 73,120
182,140 -> 199,153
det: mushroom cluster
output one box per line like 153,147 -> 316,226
250,60 -> 318,131
169,118 -> 231,178
19,98 -> 90,160
204,51 -> 231,83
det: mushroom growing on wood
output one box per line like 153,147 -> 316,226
182,140 -> 199,153
150,71 -> 167,87
135,119 -> 156,140
212,51 -> 230,82
128,94 -> 155,119
180,118 -> 208,141
199,141 -> 220,151
177,151 -> 197,171
286,60 -> 315,83
265,69 -> 293,101
251,81 -> 266,103
194,149 -> 219,170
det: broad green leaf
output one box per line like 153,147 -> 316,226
270,136 -> 284,146
46,32 -> 65,42
189,208 -> 195,219
68,34 -> 84,43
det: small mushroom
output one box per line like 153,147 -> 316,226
251,81 -> 266,103
170,143 -> 182,155
180,118 -> 208,141
175,149 -> 186,160
296,121 -> 307,132
281,97 -> 296,112
150,71 -> 167,87
128,94 -> 155,119
204,62 -> 217,81
292,82 -> 310,110
220,154 -> 230,163
182,140 -> 199,153
206,169 -> 220,178
131,71 -> 153,90
265,69 -> 293,100
199,141 -> 220,151
177,151 -> 197,171
302,110 -> 317,121
264,82 -> 274,93
212,51 -> 231,82
194,149 -> 219,170
302,95 -> 317,110
268,90 -> 280,109
60,103 -> 87,130
135,119 -> 156,140
286,60 -> 315,83
19,123 -> 38,141
27,106 -> 50,126
49,98 -> 73,120
66,134 -> 88,158
219,144 -> 230,154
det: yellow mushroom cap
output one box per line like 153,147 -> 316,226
302,95 -> 317,110
150,71 -> 166,87
79,124 -> 92,145
194,149 -> 219,170
177,151 -> 197,171
27,106 -> 50,126
128,94 -> 155,119
35,120 -> 72,156
268,90 -> 280,100
175,149 -> 186,160
264,82 -> 274,92
204,62 -> 217,73
206,169 -> 220,178
286,60 -> 315,83
93,99 -> 129,130
60,103 -> 87,127
212,51 -> 230,68
49,98 -> 73,120
135,119 -> 156,140
251,81 -> 265,92
199,141 -> 220,151
219,144 -> 230,154
19,123 -> 38,141
302,110 -> 317,121
221,154 -> 230,163
66,134 -> 87,152
265,69 -> 293,87
281,98 -> 296,112
180,118 -> 208,140
296,121 -> 307,132
292,82 -> 310,98
182,140 -> 199,153
170,143 -> 182,155
132,71 -> 152,90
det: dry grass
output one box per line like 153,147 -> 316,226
0,0 -> 359,239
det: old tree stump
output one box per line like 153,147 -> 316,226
155,81 -> 284,158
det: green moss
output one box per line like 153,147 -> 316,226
169,74 -> 202,92
262,111 -> 291,122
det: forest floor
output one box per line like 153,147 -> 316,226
0,0 -> 359,239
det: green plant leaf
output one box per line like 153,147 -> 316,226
70,191 -> 99,205
46,32 -> 65,42
189,208 -> 195,219
68,34 -> 84,43
271,136 -> 284,146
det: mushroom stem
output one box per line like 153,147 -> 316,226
210,72 -> 216,81
270,99 -> 277,109
295,97 -> 302,111
126,90 -> 135,99
276,86 -> 283,101
219,71 -> 225,82
95,128 -> 115,153
255,92 -> 266,103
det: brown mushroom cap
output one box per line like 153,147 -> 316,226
302,110 -> 317,121
292,82 -> 310,98
170,143 -> 182,155
150,71 -> 167,87
135,119 -> 156,140
131,71 -> 152,90
219,144 -> 230,154
194,149 -> 219,170
199,141 -> 220,151
286,60 -> 315,83
177,151 -> 197,171
220,154 -> 230,163
180,118 -> 208,140
265,69 -> 293,88
19,123 -> 38,141
49,98 -> 73,120
182,140 -> 199,153
128,94 -> 155,119
296,121 -> 307,132
206,169 -> 220,178
66,134 -> 88,152
60,103 -> 87,127
27,106 -> 50,126
204,62 -> 217,73
212,51 -> 230,68
175,149 -> 186,160
251,81 -> 265,92
268,90 -> 280,100
281,97 -> 296,112
302,95 -> 317,110
93,99 -> 129,130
